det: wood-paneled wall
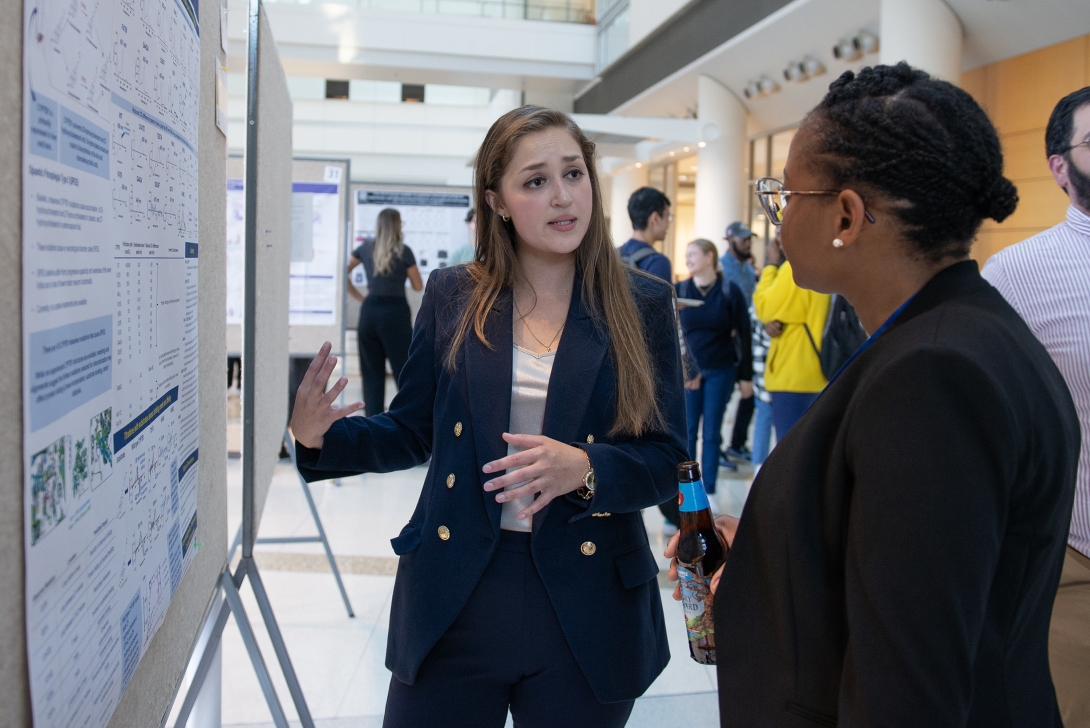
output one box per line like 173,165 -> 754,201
962,34 -> 1090,263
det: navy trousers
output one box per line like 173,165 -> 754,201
383,531 -> 636,728
357,296 -> 412,417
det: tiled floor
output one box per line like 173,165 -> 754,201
169,360 -> 757,728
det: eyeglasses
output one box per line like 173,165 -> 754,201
1065,136 -> 1090,154
754,177 -> 876,226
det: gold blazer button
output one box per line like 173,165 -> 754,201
438,526 -> 450,540
454,422 -> 463,437
580,541 -> 596,556
446,473 -> 455,488
586,434 -> 594,443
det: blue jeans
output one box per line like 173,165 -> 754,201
770,391 -> 820,441
751,397 -> 774,465
685,366 -> 735,494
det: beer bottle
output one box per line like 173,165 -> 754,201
676,461 -> 728,665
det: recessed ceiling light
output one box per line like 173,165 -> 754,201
698,142 -> 706,148
635,162 -> 642,168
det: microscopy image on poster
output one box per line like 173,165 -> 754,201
352,189 -> 471,284
21,0 -> 201,724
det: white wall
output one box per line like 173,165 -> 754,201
628,0 -> 691,48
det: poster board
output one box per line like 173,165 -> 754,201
11,0 -> 230,725
227,157 -> 349,357
348,183 -> 471,329
246,5 -> 292,538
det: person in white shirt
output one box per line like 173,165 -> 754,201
982,86 -> 1090,727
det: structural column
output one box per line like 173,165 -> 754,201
694,75 -> 747,245
609,165 -> 650,247
880,0 -> 963,83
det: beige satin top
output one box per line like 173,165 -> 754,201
500,344 -> 555,532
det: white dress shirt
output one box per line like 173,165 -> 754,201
982,205 -> 1090,558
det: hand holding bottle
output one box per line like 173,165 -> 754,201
665,514 -> 739,602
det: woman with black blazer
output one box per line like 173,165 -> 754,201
667,63 -> 1081,726
290,106 -> 687,727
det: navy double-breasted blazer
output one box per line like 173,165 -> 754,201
297,264 -> 689,703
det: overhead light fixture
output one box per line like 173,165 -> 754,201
783,61 -> 807,83
833,37 -> 862,62
635,162 -> 642,168
803,57 -> 826,77
683,146 -> 690,152
698,142 -> 706,148
669,151 -> 675,157
744,76 -> 781,99
834,30 -> 880,61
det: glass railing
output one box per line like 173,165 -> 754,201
265,0 -> 597,24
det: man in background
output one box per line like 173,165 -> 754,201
720,222 -> 757,463
619,187 -> 672,282
982,86 -> 1090,727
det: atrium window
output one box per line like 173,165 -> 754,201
401,84 -> 425,103
596,1 -> 630,72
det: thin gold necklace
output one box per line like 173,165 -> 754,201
513,299 -> 564,354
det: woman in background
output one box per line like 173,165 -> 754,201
675,239 -> 751,508
347,208 -> 424,416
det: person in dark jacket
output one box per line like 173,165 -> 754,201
675,238 -> 752,503
292,106 -> 687,728
618,187 -> 672,282
667,63 -> 1080,726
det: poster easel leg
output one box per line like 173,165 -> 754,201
172,595 -> 230,728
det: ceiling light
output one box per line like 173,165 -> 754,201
783,62 -> 807,83
833,37 -> 862,62
683,147 -> 690,152
669,151 -> 675,156
635,163 -> 642,168
855,30 -> 879,54
803,57 -> 826,76
743,80 -> 761,99
758,76 -> 780,95
698,142 -> 706,148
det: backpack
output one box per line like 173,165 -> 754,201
621,246 -> 657,268
803,294 -> 868,381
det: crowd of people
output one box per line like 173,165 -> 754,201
297,71 -> 1089,727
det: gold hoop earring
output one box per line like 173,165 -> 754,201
832,238 -> 844,248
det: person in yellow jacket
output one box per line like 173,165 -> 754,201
753,233 -> 830,439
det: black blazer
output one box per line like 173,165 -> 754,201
297,265 -> 688,703
714,261 -> 1080,726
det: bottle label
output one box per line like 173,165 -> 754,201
678,478 -> 710,513
677,564 -> 714,640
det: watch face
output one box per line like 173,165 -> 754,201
585,470 -> 596,490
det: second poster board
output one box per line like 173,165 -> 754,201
347,184 -> 472,330
228,157 -> 350,357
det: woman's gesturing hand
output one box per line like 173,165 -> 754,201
289,342 -> 365,450
664,514 -> 740,601
482,433 -> 589,522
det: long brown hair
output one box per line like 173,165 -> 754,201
447,105 -> 663,437
372,208 -> 404,275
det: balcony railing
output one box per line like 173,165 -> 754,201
264,0 -> 597,24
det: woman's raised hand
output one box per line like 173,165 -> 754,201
481,434 -> 589,522
664,514 -> 740,601
289,342 -> 365,450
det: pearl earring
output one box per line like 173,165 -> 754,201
832,238 -> 844,248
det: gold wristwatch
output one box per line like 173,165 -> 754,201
576,449 -> 596,500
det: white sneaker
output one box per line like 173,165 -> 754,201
662,519 -> 679,537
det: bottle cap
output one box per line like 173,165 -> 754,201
677,461 -> 701,483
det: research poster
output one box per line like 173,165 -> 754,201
21,0 -> 201,724
226,177 -> 342,326
352,189 -> 471,284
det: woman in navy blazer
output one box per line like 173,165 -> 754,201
290,107 -> 687,727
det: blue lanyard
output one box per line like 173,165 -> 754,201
827,294 -> 915,387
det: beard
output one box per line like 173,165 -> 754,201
1068,157 -> 1090,210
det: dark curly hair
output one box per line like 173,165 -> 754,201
804,62 -> 1018,261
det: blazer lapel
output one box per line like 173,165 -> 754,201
465,289 -> 513,536
533,277 -> 608,536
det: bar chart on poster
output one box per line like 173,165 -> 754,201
21,0 -> 201,724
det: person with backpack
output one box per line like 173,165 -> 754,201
752,234 -> 830,437
675,239 -> 752,510
618,187 -> 672,282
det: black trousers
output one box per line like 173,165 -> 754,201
357,296 -> 412,417
729,392 -> 755,451
383,531 -> 635,728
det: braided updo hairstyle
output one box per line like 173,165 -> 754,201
805,62 -> 1018,261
